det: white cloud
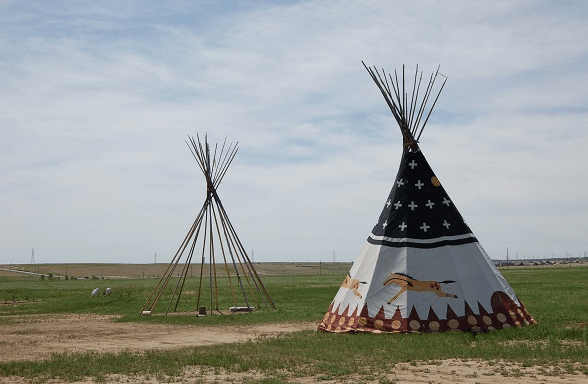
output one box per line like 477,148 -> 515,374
1,0 -> 587,264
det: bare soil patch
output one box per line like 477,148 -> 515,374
572,322 -> 588,329
300,360 -> 588,384
0,314 -> 315,362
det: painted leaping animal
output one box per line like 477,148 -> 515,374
383,272 -> 458,304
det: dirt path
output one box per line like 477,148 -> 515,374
1,314 -> 315,361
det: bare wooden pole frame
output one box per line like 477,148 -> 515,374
362,61 -> 447,153
140,135 -> 276,315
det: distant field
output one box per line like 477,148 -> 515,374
0,262 -> 353,279
1,260 -> 583,280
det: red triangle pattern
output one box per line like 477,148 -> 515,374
318,291 -> 537,333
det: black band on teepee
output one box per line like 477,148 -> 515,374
367,234 -> 479,249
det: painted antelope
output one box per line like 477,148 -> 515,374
341,273 -> 367,298
383,272 -> 458,304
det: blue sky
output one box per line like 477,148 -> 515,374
1,0 -> 587,264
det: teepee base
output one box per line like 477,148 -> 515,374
318,291 -> 536,334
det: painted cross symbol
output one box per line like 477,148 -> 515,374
386,199 -> 391,208
409,160 -> 417,169
443,197 -> 451,206
415,180 -> 424,189
399,222 -> 407,231
396,179 -> 405,187
420,223 -> 430,232
408,201 -> 418,210
383,220 -> 388,229
394,201 -> 402,209
443,220 -> 451,229
426,200 -> 435,209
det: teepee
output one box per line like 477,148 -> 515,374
318,64 -> 535,333
141,134 -> 275,315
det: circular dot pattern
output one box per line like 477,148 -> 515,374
318,299 -> 536,334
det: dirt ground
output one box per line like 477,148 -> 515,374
1,314 -> 587,383
0,314 -> 315,361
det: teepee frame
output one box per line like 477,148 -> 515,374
362,61 -> 447,152
141,134 -> 275,315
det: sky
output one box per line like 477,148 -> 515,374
1,0 -> 587,265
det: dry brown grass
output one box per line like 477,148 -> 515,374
0,262 -> 352,279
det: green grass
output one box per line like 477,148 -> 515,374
500,267 -> 588,328
0,274 -> 343,325
1,266 -> 587,382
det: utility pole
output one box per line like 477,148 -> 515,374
30,248 -> 35,264
333,250 -> 336,263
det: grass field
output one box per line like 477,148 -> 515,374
0,263 -> 587,383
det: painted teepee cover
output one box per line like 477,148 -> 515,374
319,64 -> 535,333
